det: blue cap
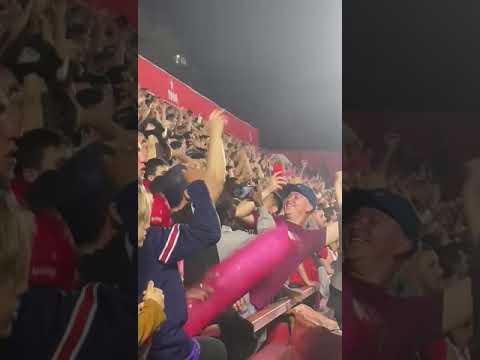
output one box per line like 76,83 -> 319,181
282,184 -> 317,209
344,188 -> 419,245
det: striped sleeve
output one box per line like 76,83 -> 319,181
52,283 -> 99,360
158,224 -> 181,264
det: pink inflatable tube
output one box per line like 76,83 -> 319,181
183,224 -> 294,336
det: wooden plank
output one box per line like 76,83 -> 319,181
247,286 -> 317,333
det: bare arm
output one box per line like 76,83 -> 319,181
443,278 -> 472,333
334,171 -> 342,207
236,148 -> 255,183
256,207 -> 276,233
53,0 -> 68,60
326,221 -> 340,247
22,75 -> 44,132
203,109 -> 226,203
297,263 -> 314,286
0,1 -> 33,56
235,173 -> 286,219
113,24 -> 128,66
464,159 -> 480,240
235,200 -> 256,219
441,159 -> 480,333
377,135 -> 399,176
290,304 -> 339,331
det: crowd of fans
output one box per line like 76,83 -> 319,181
3,1 -> 478,359
137,88 -> 342,359
0,0 -> 140,358
342,123 -> 478,360
0,0 -> 343,358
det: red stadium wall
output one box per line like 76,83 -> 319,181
270,149 -> 341,181
344,112 -> 480,195
85,0 -> 137,26
86,2 -> 341,170
138,56 -> 259,146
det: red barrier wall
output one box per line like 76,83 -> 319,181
138,56 -> 259,145
84,0 -> 137,26
269,149 -> 342,180
344,112 -> 480,195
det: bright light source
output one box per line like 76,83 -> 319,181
174,54 -> 188,66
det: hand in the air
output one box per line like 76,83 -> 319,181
207,109 -> 226,138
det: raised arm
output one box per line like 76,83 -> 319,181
334,171 -> 342,207
53,0 -> 68,61
235,173 -> 286,220
311,210 -> 339,247
464,159 -> 480,240
22,75 -> 45,132
442,160 -> 480,334
257,206 -> 276,233
377,134 -> 399,177
458,158 -> 480,356
442,278 -> 472,333
204,109 -> 226,203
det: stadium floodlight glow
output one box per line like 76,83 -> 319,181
174,54 -> 188,66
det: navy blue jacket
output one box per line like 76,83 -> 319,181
1,283 -> 137,359
138,180 -> 221,360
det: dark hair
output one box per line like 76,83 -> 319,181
75,87 -> 104,108
171,202 -> 193,224
187,148 -> 206,159
16,129 -> 64,172
216,310 -> 257,360
42,87 -> 78,140
421,233 -> 442,249
169,140 -> 183,149
323,206 -> 336,221
56,143 -> 115,246
113,106 -> 137,130
26,170 -> 62,211
144,158 -> 168,179
114,15 -> 129,29
436,244 -> 464,279
216,178 -> 243,229
150,165 -> 187,209
140,118 -> 165,142
270,193 -> 283,215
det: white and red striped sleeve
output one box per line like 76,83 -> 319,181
52,283 -> 99,360
158,224 -> 181,264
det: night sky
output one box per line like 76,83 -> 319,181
139,0 -> 341,150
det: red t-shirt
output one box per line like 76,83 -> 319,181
250,218 -> 326,309
289,253 -> 324,286
143,179 -> 173,227
29,210 -> 78,290
421,339 -> 447,360
343,272 -> 444,360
